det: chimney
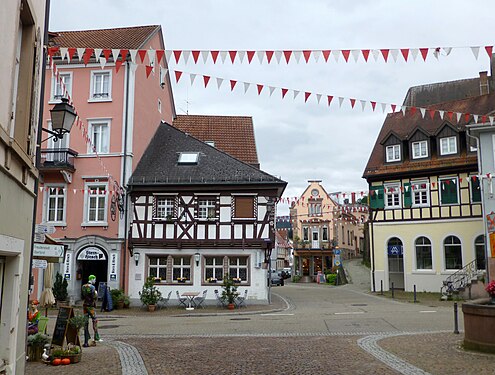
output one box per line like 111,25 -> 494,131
480,71 -> 489,95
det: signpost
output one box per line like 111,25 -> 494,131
35,224 -> 56,234
33,243 -> 65,258
32,259 -> 48,269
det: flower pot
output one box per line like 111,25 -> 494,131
116,301 -> 124,309
147,304 -> 156,312
27,345 -> 43,362
227,303 -> 235,310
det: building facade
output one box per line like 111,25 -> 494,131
363,84 -> 494,292
35,26 -> 175,301
0,0 -> 46,373
127,123 -> 286,303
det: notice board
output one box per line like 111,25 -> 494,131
51,306 -> 80,347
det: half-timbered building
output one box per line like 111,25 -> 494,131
127,122 -> 286,303
363,82 -> 494,293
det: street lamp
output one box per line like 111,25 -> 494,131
194,252 -> 200,266
133,252 -> 140,266
43,98 -> 76,141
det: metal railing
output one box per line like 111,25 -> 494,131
441,259 -> 483,296
40,148 -> 78,170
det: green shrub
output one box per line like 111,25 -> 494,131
52,272 -> 68,301
292,275 -> 301,283
326,273 -> 337,285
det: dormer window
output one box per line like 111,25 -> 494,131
440,136 -> 457,155
412,141 -> 428,159
205,141 -> 215,147
386,145 -> 401,162
178,152 -> 199,164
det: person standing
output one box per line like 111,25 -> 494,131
81,274 -> 101,346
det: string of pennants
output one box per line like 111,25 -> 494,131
47,56 -> 120,191
276,213 -> 367,225
46,45 -> 495,66
46,46 -> 495,123
40,187 -> 116,195
172,69 -> 495,123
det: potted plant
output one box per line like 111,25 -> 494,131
485,280 -> 495,304
221,275 -> 239,310
110,288 -> 125,309
27,332 -> 50,361
123,295 -> 131,308
52,272 -> 68,306
233,277 -> 242,284
51,345 -> 82,364
139,276 -> 162,312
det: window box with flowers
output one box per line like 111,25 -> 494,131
177,277 -> 187,283
154,277 -> 162,283
207,277 -> 217,283
233,277 -> 242,284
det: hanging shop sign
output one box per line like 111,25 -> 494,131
77,246 -> 107,261
109,253 -> 118,282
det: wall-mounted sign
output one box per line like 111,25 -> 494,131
387,245 -> 403,256
33,243 -> 65,258
32,259 -> 48,269
109,253 -> 118,282
77,247 -> 107,261
35,224 -> 55,234
64,252 -> 72,280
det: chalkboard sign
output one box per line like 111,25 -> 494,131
318,273 -> 326,284
97,282 -> 107,300
101,285 -> 113,312
51,307 -> 80,347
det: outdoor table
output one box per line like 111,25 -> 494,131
181,292 -> 199,310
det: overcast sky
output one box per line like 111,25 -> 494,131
49,0 -> 495,215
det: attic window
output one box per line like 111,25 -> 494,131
205,141 -> 215,147
178,152 -> 199,164
386,144 -> 401,162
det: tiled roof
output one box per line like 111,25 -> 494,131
172,115 -> 260,167
48,25 -> 161,49
129,122 -> 286,192
363,92 -> 495,179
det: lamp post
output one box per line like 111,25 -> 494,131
43,98 -> 76,142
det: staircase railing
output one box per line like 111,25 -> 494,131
440,259 -> 481,296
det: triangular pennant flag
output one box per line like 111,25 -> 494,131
265,51 -> 274,64
371,101 -> 377,111
401,106 -> 407,116
380,49 -> 389,62
83,48 -> 94,65
341,50 -> 350,62
438,110 -> 444,119
103,49 -> 112,61
293,50 -> 302,63
94,48 -> 102,62
216,77 -> 223,89
244,82 -> 250,93
485,45 -> 493,57
381,103 -> 387,112
471,46 -> 480,60
238,51 -> 246,63
281,88 -> 288,99
304,92 -> 311,103
229,50 -> 237,63
447,111 -> 453,121
419,107 -> 426,118
293,90 -> 300,100
183,51 -> 191,64
473,114 -> 479,123
419,48 -> 429,61
257,51 -> 264,64
361,49 -> 370,62
338,97 -> 344,107
316,94 -> 322,104
313,50 -> 322,62
191,50 -> 200,64
219,51 -> 228,63
351,49 -> 360,62
283,50 -> 292,64
67,47 -> 77,62
190,73 -> 197,85
60,47 -> 68,61
349,98 -> 356,108
99,57 -> 107,69
269,86 -> 276,96
175,70 -> 183,83
129,49 -> 138,63
137,49 -> 147,64
119,49 -> 129,62
247,50 -> 255,63
211,50 -> 219,63
443,47 -> 452,55
371,49 -> 380,62
456,112 -> 462,123
165,50 -> 173,63
230,80 -> 237,91
322,50 -> 331,62
173,50 -> 182,63
465,113 -> 471,123
490,116 -> 494,125
327,95 -> 334,106
156,50 -> 164,64
410,49 -> 419,61
481,115 -> 487,124
390,49 -> 399,62
257,84 -> 264,95
201,50 -> 209,63
77,48 -> 85,61
429,109 -> 436,119
203,75 -> 211,87
359,100 -> 366,111
400,48 -> 409,61
115,59 -> 123,73
274,50 -> 283,64
303,50 -> 312,63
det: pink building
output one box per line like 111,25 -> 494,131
34,25 -> 175,301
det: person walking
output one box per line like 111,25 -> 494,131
81,274 -> 101,347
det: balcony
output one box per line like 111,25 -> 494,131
40,148 -> 78,172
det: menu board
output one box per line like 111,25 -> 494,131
51,307 -> 79,347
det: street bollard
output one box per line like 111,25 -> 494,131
453,302 -> 459,334
413,285 -> 417,303
391,282 -> 395,299
380,280 -> 383,295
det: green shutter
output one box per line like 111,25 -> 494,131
440,179 -> 458,204
370,185 -> 384,209
471,177 -> 481,202
403,183 -> 412,208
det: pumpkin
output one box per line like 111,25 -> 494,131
61,358 -> 71,365
52,358 -> 61,366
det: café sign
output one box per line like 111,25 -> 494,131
77,247 -> 107,261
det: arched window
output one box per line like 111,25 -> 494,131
475,235 -> 485,270
444,236 -> 462,270
415,237 -> 432,269
387,237 -> 403,273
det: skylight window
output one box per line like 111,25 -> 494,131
205,141 -> 215,147
178,152 -> 199,164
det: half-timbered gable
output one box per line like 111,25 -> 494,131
364,89 -> 495,293
128,122 -> 286,302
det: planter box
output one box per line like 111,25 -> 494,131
463,298 -> 495,353
27,346 -> 43,362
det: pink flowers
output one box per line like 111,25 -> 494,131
485,280 -> 495,296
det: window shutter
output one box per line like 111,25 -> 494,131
471,177 -> 481,202
369,186 -> 384,209
441,179 -> 457,204
234,197 -> 254,218
403,183 -> 412,208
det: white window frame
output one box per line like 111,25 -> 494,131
415,236 -> 433,270
322,226 -> 329,242
412,180 -> 430,207
198,199 -> 216,220
412,140 -> 428,159
386,144 -> 401,162
148,256 -> 167,280
88,119 -> 110,154
308,202 -> 322,216
205,256 -> 224,281
172,256 -> 191,282
228,256 -> 248,282
384,183 -> 401,209
89,70 -> 112,102
155,197 -> 175,219
440,136 -> 457,155
83,181 -> 108,226
50,71 -> 73,102
43,184 -> 67,225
